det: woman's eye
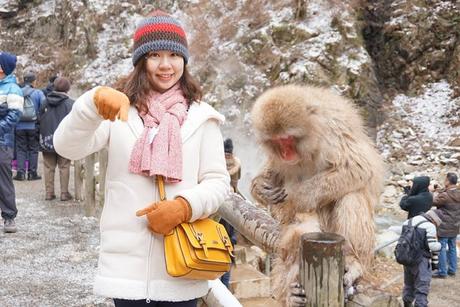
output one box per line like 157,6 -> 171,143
171,53 -> 179,57
148,53 -> 160,58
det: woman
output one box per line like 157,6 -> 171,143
54,10 -> 230,307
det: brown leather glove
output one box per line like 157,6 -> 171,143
136,197 -> 192,235
94,86 -> 130,121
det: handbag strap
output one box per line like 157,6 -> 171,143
156,175 -> 167,201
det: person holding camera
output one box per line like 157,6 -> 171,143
400,176 -> 433,219
431,172 -> 460,278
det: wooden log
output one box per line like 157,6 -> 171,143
74,159 -> 84,201
218,193 -> 280,253
84,153 -> 96,216
300,232 -> 345,307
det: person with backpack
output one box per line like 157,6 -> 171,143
431,172 -> 460,278
396,209 -> 442,307
13,71 -> 45,181
38,77 -> 74,201
0,51 -> 24,233
399,176 -> 433,219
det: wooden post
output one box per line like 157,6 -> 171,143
74,159 -> 84,201
300,232 -> 345,307
84,153 -> 96,216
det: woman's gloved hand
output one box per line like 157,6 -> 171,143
136,197 -> 192,235
94,86 -> 130,121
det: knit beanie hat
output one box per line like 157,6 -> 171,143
132,10 -> 189,66
0,51 -> 17,76
24,71 -> 36,84
224,138 -> 234,154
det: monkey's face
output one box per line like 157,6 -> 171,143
252,85 -> 322,167
266,135 -> 300,164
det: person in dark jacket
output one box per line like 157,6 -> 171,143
432,172 -> 460,278
0,51 -> 23,233
14,71 -> 46,181
400,176 -> 433,219
38,77 -> 73,201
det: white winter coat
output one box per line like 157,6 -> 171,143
54,87 -> 230,301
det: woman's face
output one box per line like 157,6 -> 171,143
145,50 -> 184,93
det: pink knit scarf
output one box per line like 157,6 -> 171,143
129,84 -> 188,183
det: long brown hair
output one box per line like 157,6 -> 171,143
114,57 -> 202,114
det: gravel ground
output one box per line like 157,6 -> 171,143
0,163 -> 112,307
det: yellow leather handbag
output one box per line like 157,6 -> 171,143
157,176 -> 234,280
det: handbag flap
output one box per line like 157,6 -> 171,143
180,219 -> 233,251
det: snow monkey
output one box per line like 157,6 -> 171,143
250,85 -> 384,306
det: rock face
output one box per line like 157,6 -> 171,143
1,0 -> 459,206
363,0 -> 460,97
376,81 -> 460,216
0,0 -> 103,81
0,0 -> 383,128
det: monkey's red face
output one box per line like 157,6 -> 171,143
271,136 -> 299,163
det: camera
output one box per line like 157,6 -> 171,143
403,185 -> 411,194
431,253 -> 439,270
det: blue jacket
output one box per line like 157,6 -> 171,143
16,84 -> 46,130
0,74 -> 23,147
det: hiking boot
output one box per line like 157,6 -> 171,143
448,272 -> 456,277
13,171 -> 25,181
45,193 -> 56,201
60,192 -> 73,201
403,301 -> 413,307
27,171 -> 42,181
4,219 -> 17,233
432,273 -> 447,279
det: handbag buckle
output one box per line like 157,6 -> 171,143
196,232 -> 209,258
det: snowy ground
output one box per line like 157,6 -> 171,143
0,164 -> 112,307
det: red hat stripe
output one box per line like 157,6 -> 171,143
134,24 -> 186,42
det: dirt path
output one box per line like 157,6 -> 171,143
371,256 -> 459,306
1,162 -> 460,306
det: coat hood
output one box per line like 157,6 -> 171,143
445,188 -> 460,203
0,74 -> 17,86
46,91 -> 69,107
410,176 -> 430,195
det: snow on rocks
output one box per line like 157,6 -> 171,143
377,81 -> 460,214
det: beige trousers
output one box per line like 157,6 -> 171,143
43,152 -> 71,195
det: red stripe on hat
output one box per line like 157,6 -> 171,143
134,24 -> 186,42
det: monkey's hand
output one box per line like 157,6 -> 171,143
289,283 -> 306,307
251,171 -> 287,206
262,184 -> 288,204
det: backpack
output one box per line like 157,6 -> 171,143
20,87 -> 37,122
394,218 -> 429,266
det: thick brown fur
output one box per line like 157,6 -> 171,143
250,85 -> 384,306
